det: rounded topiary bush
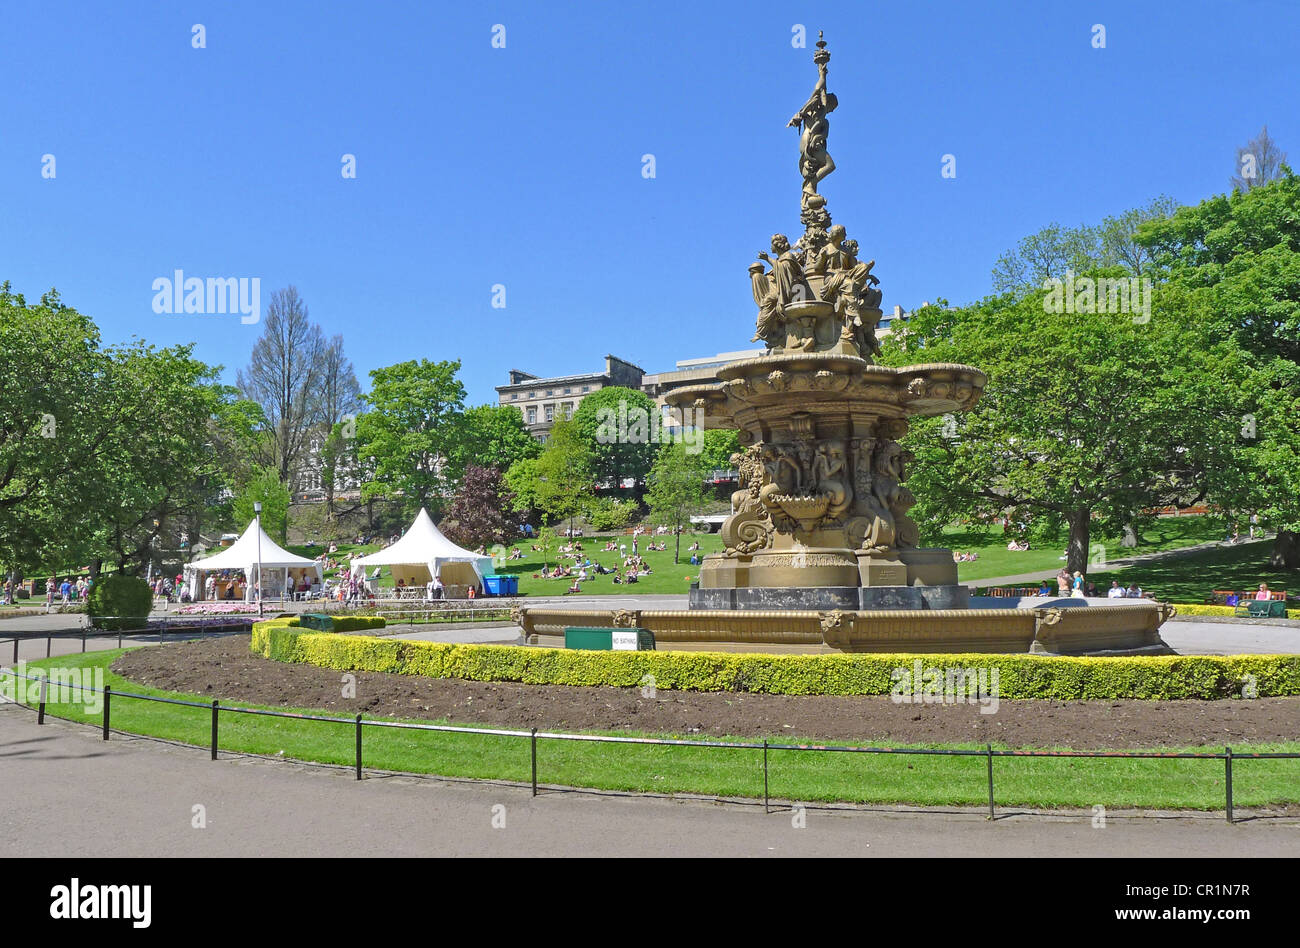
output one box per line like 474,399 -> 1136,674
87,575 -> 152,631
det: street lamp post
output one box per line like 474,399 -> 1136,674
254,502 -> 264,618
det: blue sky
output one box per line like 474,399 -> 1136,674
3,1 -> 1297,404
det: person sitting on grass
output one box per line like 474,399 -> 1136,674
625,570 -> 638,584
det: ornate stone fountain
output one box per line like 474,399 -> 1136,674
663,32 -> 985,612
515,33 -> 1172,655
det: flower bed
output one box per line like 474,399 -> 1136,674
175,603 -> 261,616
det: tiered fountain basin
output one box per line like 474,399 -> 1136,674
513,602 -> 1176,655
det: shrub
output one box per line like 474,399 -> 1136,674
249,622 -> 1300,700
330,616 -> 388,633
87,575 -> 152,631
584,497 -> 639,532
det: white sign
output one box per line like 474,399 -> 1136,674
611,631 -> 639,651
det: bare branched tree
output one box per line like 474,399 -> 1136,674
317,334 -> 362,431
236,286 -> 325,490
1231,125 -> 1288,192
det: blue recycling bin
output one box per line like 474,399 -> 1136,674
482,576 -> 504,596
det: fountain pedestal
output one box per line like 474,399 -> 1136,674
667,351 -> 985,611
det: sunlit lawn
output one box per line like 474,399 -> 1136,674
945,515 -> 1228,583
495,532 -> 726,596
1090,541 -> 1299,603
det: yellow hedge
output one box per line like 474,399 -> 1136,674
249,620 -> 1300,700
1171,603 -> 1300,620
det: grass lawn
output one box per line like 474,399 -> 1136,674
1090,540 -> 1299,603
6,649 -> 1297,810
493,533 -> 726,597
945,515 -> 1226,583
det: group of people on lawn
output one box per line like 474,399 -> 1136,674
532,538 -> 658,593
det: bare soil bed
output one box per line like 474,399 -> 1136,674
112,635 -> 1300,749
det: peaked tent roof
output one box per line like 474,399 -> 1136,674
187,520 -> 320,572
350,508 -> 494,575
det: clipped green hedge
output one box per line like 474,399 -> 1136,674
249,620 -> 1300,700
87,575 -> 152,631
1172,603 -> 1300,620
329,615 -> 388,633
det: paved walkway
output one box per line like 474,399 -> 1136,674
1,706 -> 1294,857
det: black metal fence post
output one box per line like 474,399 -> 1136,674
45,635 -> 51,658
102,685 -> 111,740
117,630 -> 122,649
355,714 -> 363,780
37,676 -> 48,724
11,637 -> 17,664
81,631 -> 86,653
531,728 -> 538,796
763,740 -> 769,814
1225,746 -> 1234,824
211,700 -> 219,760
986,744 -> 995,820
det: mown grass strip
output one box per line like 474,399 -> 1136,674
4,650 -> 1298,810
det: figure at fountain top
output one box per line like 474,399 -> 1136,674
788,31 -> 837,212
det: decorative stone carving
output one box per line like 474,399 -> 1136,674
818,609 -> 851,650
721,446 -> 775,555
610,609 -> 640,628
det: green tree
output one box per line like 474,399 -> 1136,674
535,526 -> 557,569
0,285 -> 113,576
504,457 -> 543,515
571,386 -> 660,486
355,359 -> 467,516
1139,171 -> 1300,566
232,467 -> 292,545
533,419 -> 595,534
645,441 -> 708,563
451,404 -> 541,477
86,343 -> 255,575
991,197 -> 1178,294
881,280 -> 1251,576
700,429 -> 742,472
0,284 -> 256,579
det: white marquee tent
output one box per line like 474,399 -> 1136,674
349,508 -> 494,590
184,519 -> 323,602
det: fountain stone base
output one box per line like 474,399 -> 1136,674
688,583 -> 970,612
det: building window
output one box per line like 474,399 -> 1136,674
582,386 -> 590,392
546,389 -> 554,396
544,404 -> 555,422
527,407 -> 537,424
563,387 -> 571,394
563,402 -> 574,419
511,392 -> 518,400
